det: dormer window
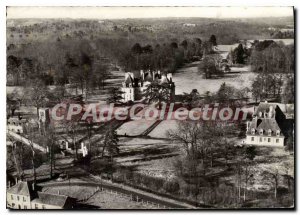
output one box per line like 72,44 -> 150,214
276,130 -> 280,136
251,128 -> 255,135
259,129 -> 263,135
268,129 -> 272,136
258,112 -> 262,117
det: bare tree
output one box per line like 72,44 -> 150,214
263,167 -> 280,199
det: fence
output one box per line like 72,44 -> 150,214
78,185 -> 172,209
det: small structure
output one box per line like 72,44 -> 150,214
7,181 -> 76,209
7,117 -> 27,134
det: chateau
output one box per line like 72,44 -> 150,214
121,70 -> 175,102
245,101 -> 294,147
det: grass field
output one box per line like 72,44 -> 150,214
117,137 -> 177,165
173,62 -> 255,95
85,189 -> 159,209
117,119 -> 157,136
148,120 -> 178,138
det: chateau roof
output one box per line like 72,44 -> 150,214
256,118 -> 281,132
254,102 -> 277,116
254,102 -> 294,119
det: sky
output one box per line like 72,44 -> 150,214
7,6 -> 294,19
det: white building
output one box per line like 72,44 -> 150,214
245,102 -> 293,147
121,70 -> 175,102
7,117 -> 27,134
7,181 -> 75,209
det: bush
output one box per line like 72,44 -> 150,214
163,179 -> 180,194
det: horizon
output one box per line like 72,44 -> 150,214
7,6 -> 294,20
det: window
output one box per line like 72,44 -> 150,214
11,195 -> 13,200
35,204 -> 38,209
24,205 -> 27,209
268,129 -> 272,136
276,130 -> 280,136
42,205 -> 46,209
259,137 -> 262,142
17,196 -> 19,201
251,128 -> 255,135
276,139 -> 279,143
251,137 -> 254,141
259,129 -> 263,135
268,138 -> 271,142
12,203 -> 15,208
23,196 -> 26,202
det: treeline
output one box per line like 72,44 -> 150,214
249,40 -> 294,103
119,36 -> 216,72
7,33 -> 216,88
7,17 -> 285,46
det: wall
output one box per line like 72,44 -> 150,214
31,202 -> 62,209
6,193 -> 31,209
121,87 -> 135,102
246,135 -> 285,147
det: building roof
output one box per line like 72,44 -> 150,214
7,181 -> 32,196
7,117 -> 27,123
277,103 -> 294,119
254,102 -> 278,117
31,192 -> 69,208
256,118 -> 281,133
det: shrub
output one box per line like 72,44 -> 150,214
163,179 -> 180,194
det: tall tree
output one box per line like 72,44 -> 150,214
209,35 -> 217,46
106,87 -> 124,104
24,79 -> 51,116
102,126 -> 120,161
143,81 -> 172,108
233,44 -> 246,64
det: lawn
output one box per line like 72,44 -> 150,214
85,189 -> 159,209
42,185 -> 96,200
148,120 -> 178,138
173,63 -> 256,95
116,137 -> 178,165
117,119 -> 157,136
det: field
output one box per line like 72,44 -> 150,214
148,120 -> 178,138
117,137 -> 178,165
173,62 -> 255,95
85,190 -> 159,209
117,119 -> 157,136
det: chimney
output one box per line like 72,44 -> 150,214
32,183 -> 35,191
140,70 -> 145,80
